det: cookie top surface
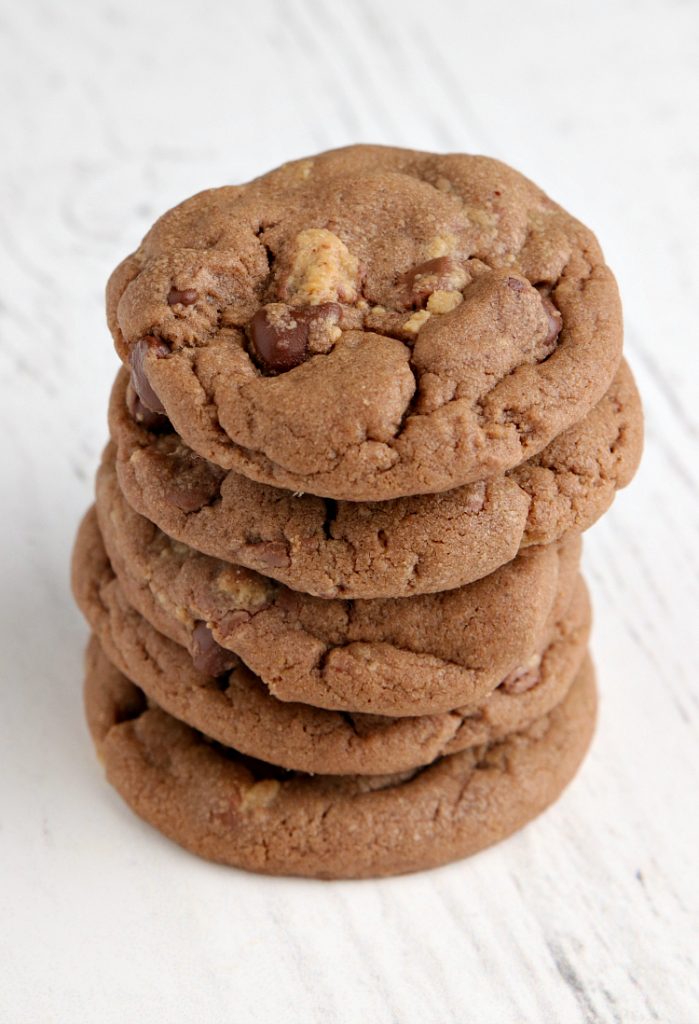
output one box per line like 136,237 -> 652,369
80,493 -> 580,715
109,360 -> 641,598
107,145 -> 623,500
84,638 -> 597,878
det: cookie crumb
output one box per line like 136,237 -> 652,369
402,310 -> 432,336
217,567 -> 274,608
427,290 -> 463,314
427,234 -> 458,258
240,779 -> 281,810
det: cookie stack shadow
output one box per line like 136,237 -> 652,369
72,147 -> 643,879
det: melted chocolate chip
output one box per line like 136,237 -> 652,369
247,303 -> 340,374
242,540 -> 291,569
191,622 -> 238,678
506,276 -> 528,293
130,336 -> 170,413
463,481 -> 487,514
541,294 -> 563,347
219,609 -> 253,632
113,685 -> 148,725
401,257 -> 464,306
403,257 -> 457,286
160,448 -> 224,513
126,386 -> 170,433
167,287 -> 199,306
499,665 -> 540,695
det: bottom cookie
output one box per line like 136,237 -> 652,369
85,640 -> 597,879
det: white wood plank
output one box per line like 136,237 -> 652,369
1,1 -> 697,1021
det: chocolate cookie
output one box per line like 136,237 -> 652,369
78,477 -> 591,774
84,638 -> 597,878
79,564 -> 589,775
107,145 -> 622,500
77,506 -> 580,715
110,360 -> 640,599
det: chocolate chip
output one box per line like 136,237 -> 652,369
160,448 -> 224,513
463,481 -> 487,514
242,540 -> 291,568
167,287 -> 199,306
401,257 -> 465,306
499,665 -> 540,694
191,622 -> 238,678
219,609 -> 253,632
211,802 -> 240,827
506,276 -> 528,293
404,257 -> 457,286
126,385 -> 170,433
113,685 -> 148,724
247,303 -> 341,374
541,294 -> 563,347
130,336 -> 170,413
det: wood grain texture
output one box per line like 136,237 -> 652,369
1,0 -> 697,1021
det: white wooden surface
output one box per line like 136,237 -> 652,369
1,1 -> 698,1021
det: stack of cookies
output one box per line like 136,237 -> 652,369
72,146 -> 642,879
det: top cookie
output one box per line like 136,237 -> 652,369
107,145 -> 623,500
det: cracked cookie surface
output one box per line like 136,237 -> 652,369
107,144 -> 623,500
84,637 -> 597,878
78,502 -> 580,715
109,360 -> 640,598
